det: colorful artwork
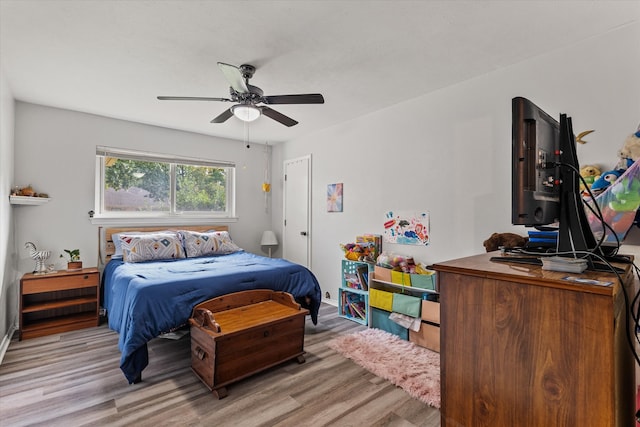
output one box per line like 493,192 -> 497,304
327,183 -> 343,212
383,211 -> 430,245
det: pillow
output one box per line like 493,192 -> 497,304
119,232 -> 185,263
112,230 -> 176,258
180,230 -> 242,258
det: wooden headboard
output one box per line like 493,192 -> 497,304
101,225 -> 229,262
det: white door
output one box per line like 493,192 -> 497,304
283,155 -> 311,268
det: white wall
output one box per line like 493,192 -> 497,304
0,66 -> 16,346
273,22 -> 640,303
13,103 -> 273,274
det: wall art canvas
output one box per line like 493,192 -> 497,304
327,183 -> 343,212
383,211 -> 430,245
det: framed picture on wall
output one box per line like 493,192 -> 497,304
327,183 -> 343,212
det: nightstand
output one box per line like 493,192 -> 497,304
19,267 -> 100,340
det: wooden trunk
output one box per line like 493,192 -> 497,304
188,289 -> 308,399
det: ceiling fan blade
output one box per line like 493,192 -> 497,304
157,96 -> 231,102
260,106 -> 298,127
263,94 -> 324,105
217,62 -> 249,94
211,109 -> 234,123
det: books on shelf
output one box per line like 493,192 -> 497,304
341,291 -> 366,320
356,264 -> 369,291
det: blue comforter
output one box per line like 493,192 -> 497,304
102,251 -> 321,383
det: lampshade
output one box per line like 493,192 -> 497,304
260,230 -> 278,246
232,104 -> 261,122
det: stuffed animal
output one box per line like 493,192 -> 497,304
618,129 -> 640,163
483,232 -> 528,252
579,164 -> 601,191
609,177 -> 640,212
590,169 -> 624,194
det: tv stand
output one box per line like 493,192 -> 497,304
490,255 -> 626,274
433,252 -> 635,427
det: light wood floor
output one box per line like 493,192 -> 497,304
0,303 -> 441,426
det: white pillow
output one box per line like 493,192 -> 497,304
119,232 -> 186,263
180,230 -> 241,258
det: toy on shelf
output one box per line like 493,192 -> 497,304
340,234 -> 381,263
10,185 -> 48,198
24,242 -> 52,275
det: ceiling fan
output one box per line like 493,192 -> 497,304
157,62 -> 324,127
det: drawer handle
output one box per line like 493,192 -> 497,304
83,275 -> 89,279
263,331 -> 270,338
194,346 -> 206,360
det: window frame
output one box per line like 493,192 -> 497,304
92,146 -> 237,225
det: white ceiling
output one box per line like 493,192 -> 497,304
1,1 -> 638,144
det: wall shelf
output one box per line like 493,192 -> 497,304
9,196 -> 51,205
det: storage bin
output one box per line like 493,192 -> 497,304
421,300 -> 440,324
370,307 -> 409,340
374,266 -> 392,282
338,288 -> 368,325
409,321 -> 440,352
410,273 -> 436,290
391,293 -> 421,317
369,288 -> 394,311
391,270 -> 411,286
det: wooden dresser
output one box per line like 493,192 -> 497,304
189,289 -> 309,399
20,267 -> 100,340
431,252 -> 636,427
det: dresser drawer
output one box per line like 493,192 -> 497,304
22,272 -> 98,294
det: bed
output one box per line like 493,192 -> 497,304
100,226 -> 322,384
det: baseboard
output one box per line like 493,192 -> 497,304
0,323 -> 17,365
324,298 -> 338,307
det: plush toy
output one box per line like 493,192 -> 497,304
579,164 -> 602,191
376,252 -> 416,272
618,129 -> 640,163
483,232 -> 528,252
609,177 -> 640,212
590,169 -> 624,194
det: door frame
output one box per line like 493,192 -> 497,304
282,154 -> 312,268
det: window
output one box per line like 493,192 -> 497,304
95,146 -> 235,219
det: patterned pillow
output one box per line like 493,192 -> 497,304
180,230 -> 242,258
119,232 -> 185,263
112,231 -> 174,258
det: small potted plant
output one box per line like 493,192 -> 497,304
61,249 -> 82,271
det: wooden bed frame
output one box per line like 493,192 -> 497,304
101,225 -> 229,262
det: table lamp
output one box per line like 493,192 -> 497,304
260,230 -> 278,258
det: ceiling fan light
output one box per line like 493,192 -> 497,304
232,104 -> 261,122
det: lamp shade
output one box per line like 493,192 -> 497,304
232,104 -> 261,122
260,230 -> 278,246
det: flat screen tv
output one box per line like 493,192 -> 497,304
511,97 -> 607,259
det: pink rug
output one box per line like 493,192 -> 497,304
327,328 -> 440,408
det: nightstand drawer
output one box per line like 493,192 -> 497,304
22,271 -> 98,294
